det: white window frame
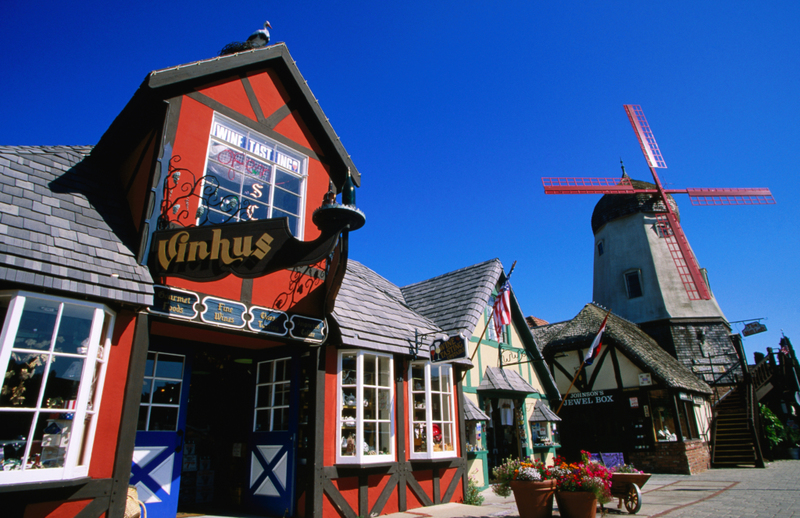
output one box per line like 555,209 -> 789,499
201,113 -> 309,237
336,350 -> 394,464
408,361 -> 458,459
0,291 -> 115,485
253,357 -> 292,432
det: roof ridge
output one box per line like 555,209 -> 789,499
401,258 -> 501,290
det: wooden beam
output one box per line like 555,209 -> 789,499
323,479 -> 358,518
442,465 -> 465,503
108,312 -> 150,518
370,473 -> 399,516
309,345 -> 328,518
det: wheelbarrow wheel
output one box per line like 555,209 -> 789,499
624,483 -> 642,514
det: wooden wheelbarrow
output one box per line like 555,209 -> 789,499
607,472 -> 651,514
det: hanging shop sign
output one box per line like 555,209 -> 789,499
742,322 -> 767,336
148,285 -> 325,344
561,390 -> 614,407
431,335 -> 467,363
150,218 -> 342,281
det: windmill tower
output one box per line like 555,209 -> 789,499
542,105 -> 775,383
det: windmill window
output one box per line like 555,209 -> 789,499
199,114 -> 308,237
624,270 -> 643,299
597,241 -> 604,256
0,292 -> 114,484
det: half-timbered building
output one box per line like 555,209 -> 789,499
532,303 -> 713,474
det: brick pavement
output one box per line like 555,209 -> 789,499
379,460 -> 800,518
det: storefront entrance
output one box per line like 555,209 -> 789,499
131,340 -> 300,518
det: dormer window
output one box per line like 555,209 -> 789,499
202,115 -> 308,237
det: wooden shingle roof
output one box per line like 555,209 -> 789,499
400,259 -> 502,339
478,367 -> 539,394
0,146 -> 154,305
331,260 -> 441,357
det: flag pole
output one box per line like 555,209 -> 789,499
555,358 -> 587,415
555,309 -> 611,415
460,261 -> 516,381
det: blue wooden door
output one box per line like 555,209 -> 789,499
131,351 -> 192,518
247,356 -> 298,516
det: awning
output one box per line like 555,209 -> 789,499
528,400 -> 561,422
477,367 -> 539,394
463,397 -> 490,421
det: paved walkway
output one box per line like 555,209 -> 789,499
382,460 -> 800,518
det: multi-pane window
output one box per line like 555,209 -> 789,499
138,352 -> 185,431
338,351 -> 394,463
202,115 -> 308,237
409,362 -> 457,458
486,297 -> 507,343
0,292 -> 114,483
254,358 -> 291,432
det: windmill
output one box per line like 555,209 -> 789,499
542,104 -> 775,302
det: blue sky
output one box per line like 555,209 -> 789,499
2,1 -> 798,362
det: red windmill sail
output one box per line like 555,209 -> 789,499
542,105 -> 775,301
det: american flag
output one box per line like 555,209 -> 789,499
493,280 -> 512,339
780,336 -> 792,356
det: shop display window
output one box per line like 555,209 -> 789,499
202,114 -> 308,236
409,362 -> 457,459
337,351 -> 394,464
676,397 -> 701,440
649,390 -> 701,442
0,292 -> 114,483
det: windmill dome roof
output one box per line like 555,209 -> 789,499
591,176 -> 680,234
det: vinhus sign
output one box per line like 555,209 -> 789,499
150,218 -> 342,281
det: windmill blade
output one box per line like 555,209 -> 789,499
683,188 -> 776,206
624,105 -> 667,169
543,176 -> 634,194
654,213 -> 712,301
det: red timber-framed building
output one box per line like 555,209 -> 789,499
0,43 -> 468,518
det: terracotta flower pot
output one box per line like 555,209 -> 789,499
510,479 -> 556,518
555,491 -> 597,518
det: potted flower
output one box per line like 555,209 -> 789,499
491,457 -> 555,518
550,451 -> 612,518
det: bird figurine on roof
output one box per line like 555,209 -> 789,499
247,21 -> 272,48
219,21 -> 273,56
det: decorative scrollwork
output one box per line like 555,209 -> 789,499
158,155 -> 260,229
273,267 -> 324,310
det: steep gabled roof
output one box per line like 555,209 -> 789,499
402,259 -> 561,402
93,43 -> 359,189
401,259 -> 501,338
0,146 -> 154,305
542,303 -> 711,394
331,260 -> 440,357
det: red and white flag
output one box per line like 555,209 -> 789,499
493,280 -> 512,339
584,312 -> 610,366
